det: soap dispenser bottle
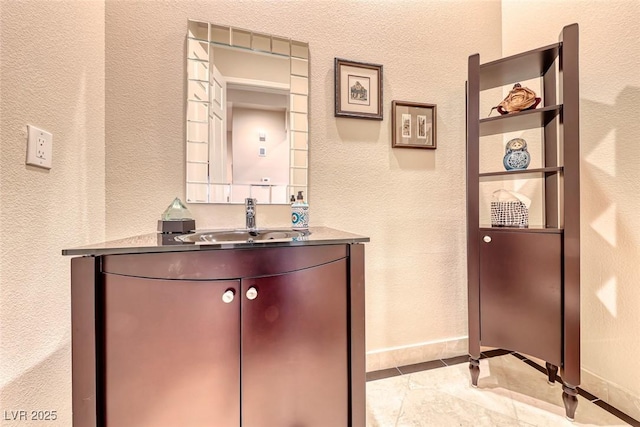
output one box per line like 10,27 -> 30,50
291,191 -> 309,230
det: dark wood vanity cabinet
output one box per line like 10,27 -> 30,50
71,243 -> 365,427
104,276 -> 241,426
241,260 -> 348,426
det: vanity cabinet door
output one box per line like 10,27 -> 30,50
240,259 -> 349,427
103,275 -> 241,427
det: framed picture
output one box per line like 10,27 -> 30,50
334,58 -> 383,120
391,101 -> 437,149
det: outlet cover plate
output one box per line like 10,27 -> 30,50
26,125 -> 52,169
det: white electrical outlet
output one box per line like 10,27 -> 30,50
26,125 -> 53,169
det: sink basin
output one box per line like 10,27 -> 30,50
175,229 -> 309,244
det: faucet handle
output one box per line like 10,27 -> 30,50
245,198 -> 257,230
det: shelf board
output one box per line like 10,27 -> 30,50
479,166 -> 563,179
479,226 -> 563,234
479,43 -> 560,90
479,105 -> 562,136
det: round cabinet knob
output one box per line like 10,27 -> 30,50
222,289 -> 235,303
483,235 -> 492,243
246,287 -> 258,300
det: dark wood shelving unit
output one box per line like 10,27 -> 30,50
466,24 -> 580,420
478,43 -> 560,90
478,226 -> 564,234
479,105 -> 562,136
479,166 -> 563,179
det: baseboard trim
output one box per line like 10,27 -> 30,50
581,368 -> 640,423
366,336 -> 467,372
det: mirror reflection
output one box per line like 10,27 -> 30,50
185,20 -> 309,204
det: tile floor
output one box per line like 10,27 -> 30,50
366,351 -> 640,427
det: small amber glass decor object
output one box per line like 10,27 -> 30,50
489,83 -> 541,116
158,197 -> 196,233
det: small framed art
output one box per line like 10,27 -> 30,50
391,100 -> 437,149
334,58 -> 383,120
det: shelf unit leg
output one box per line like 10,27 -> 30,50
469,357 -> 480,388
545,362 -> 558,384
562,383 -> 579,421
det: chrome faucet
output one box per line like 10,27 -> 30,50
245,198 -> 257,231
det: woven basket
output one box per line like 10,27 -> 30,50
490,200 -> 529,227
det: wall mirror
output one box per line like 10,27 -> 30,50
186,20 -> 309,204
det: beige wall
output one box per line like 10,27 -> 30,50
0,1 -> 105,426
2,0 -> 638,424
104,0 -> 501,361
502,0 -> 640,418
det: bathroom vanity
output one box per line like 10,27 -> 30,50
63,227 -> 368,427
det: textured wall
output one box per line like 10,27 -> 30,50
3,0 -> 637,424
104,0 -> 502,357
502,0 -> 640,417
0,1 -> 105,426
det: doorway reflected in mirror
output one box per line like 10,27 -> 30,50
186,20 -> 309,204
